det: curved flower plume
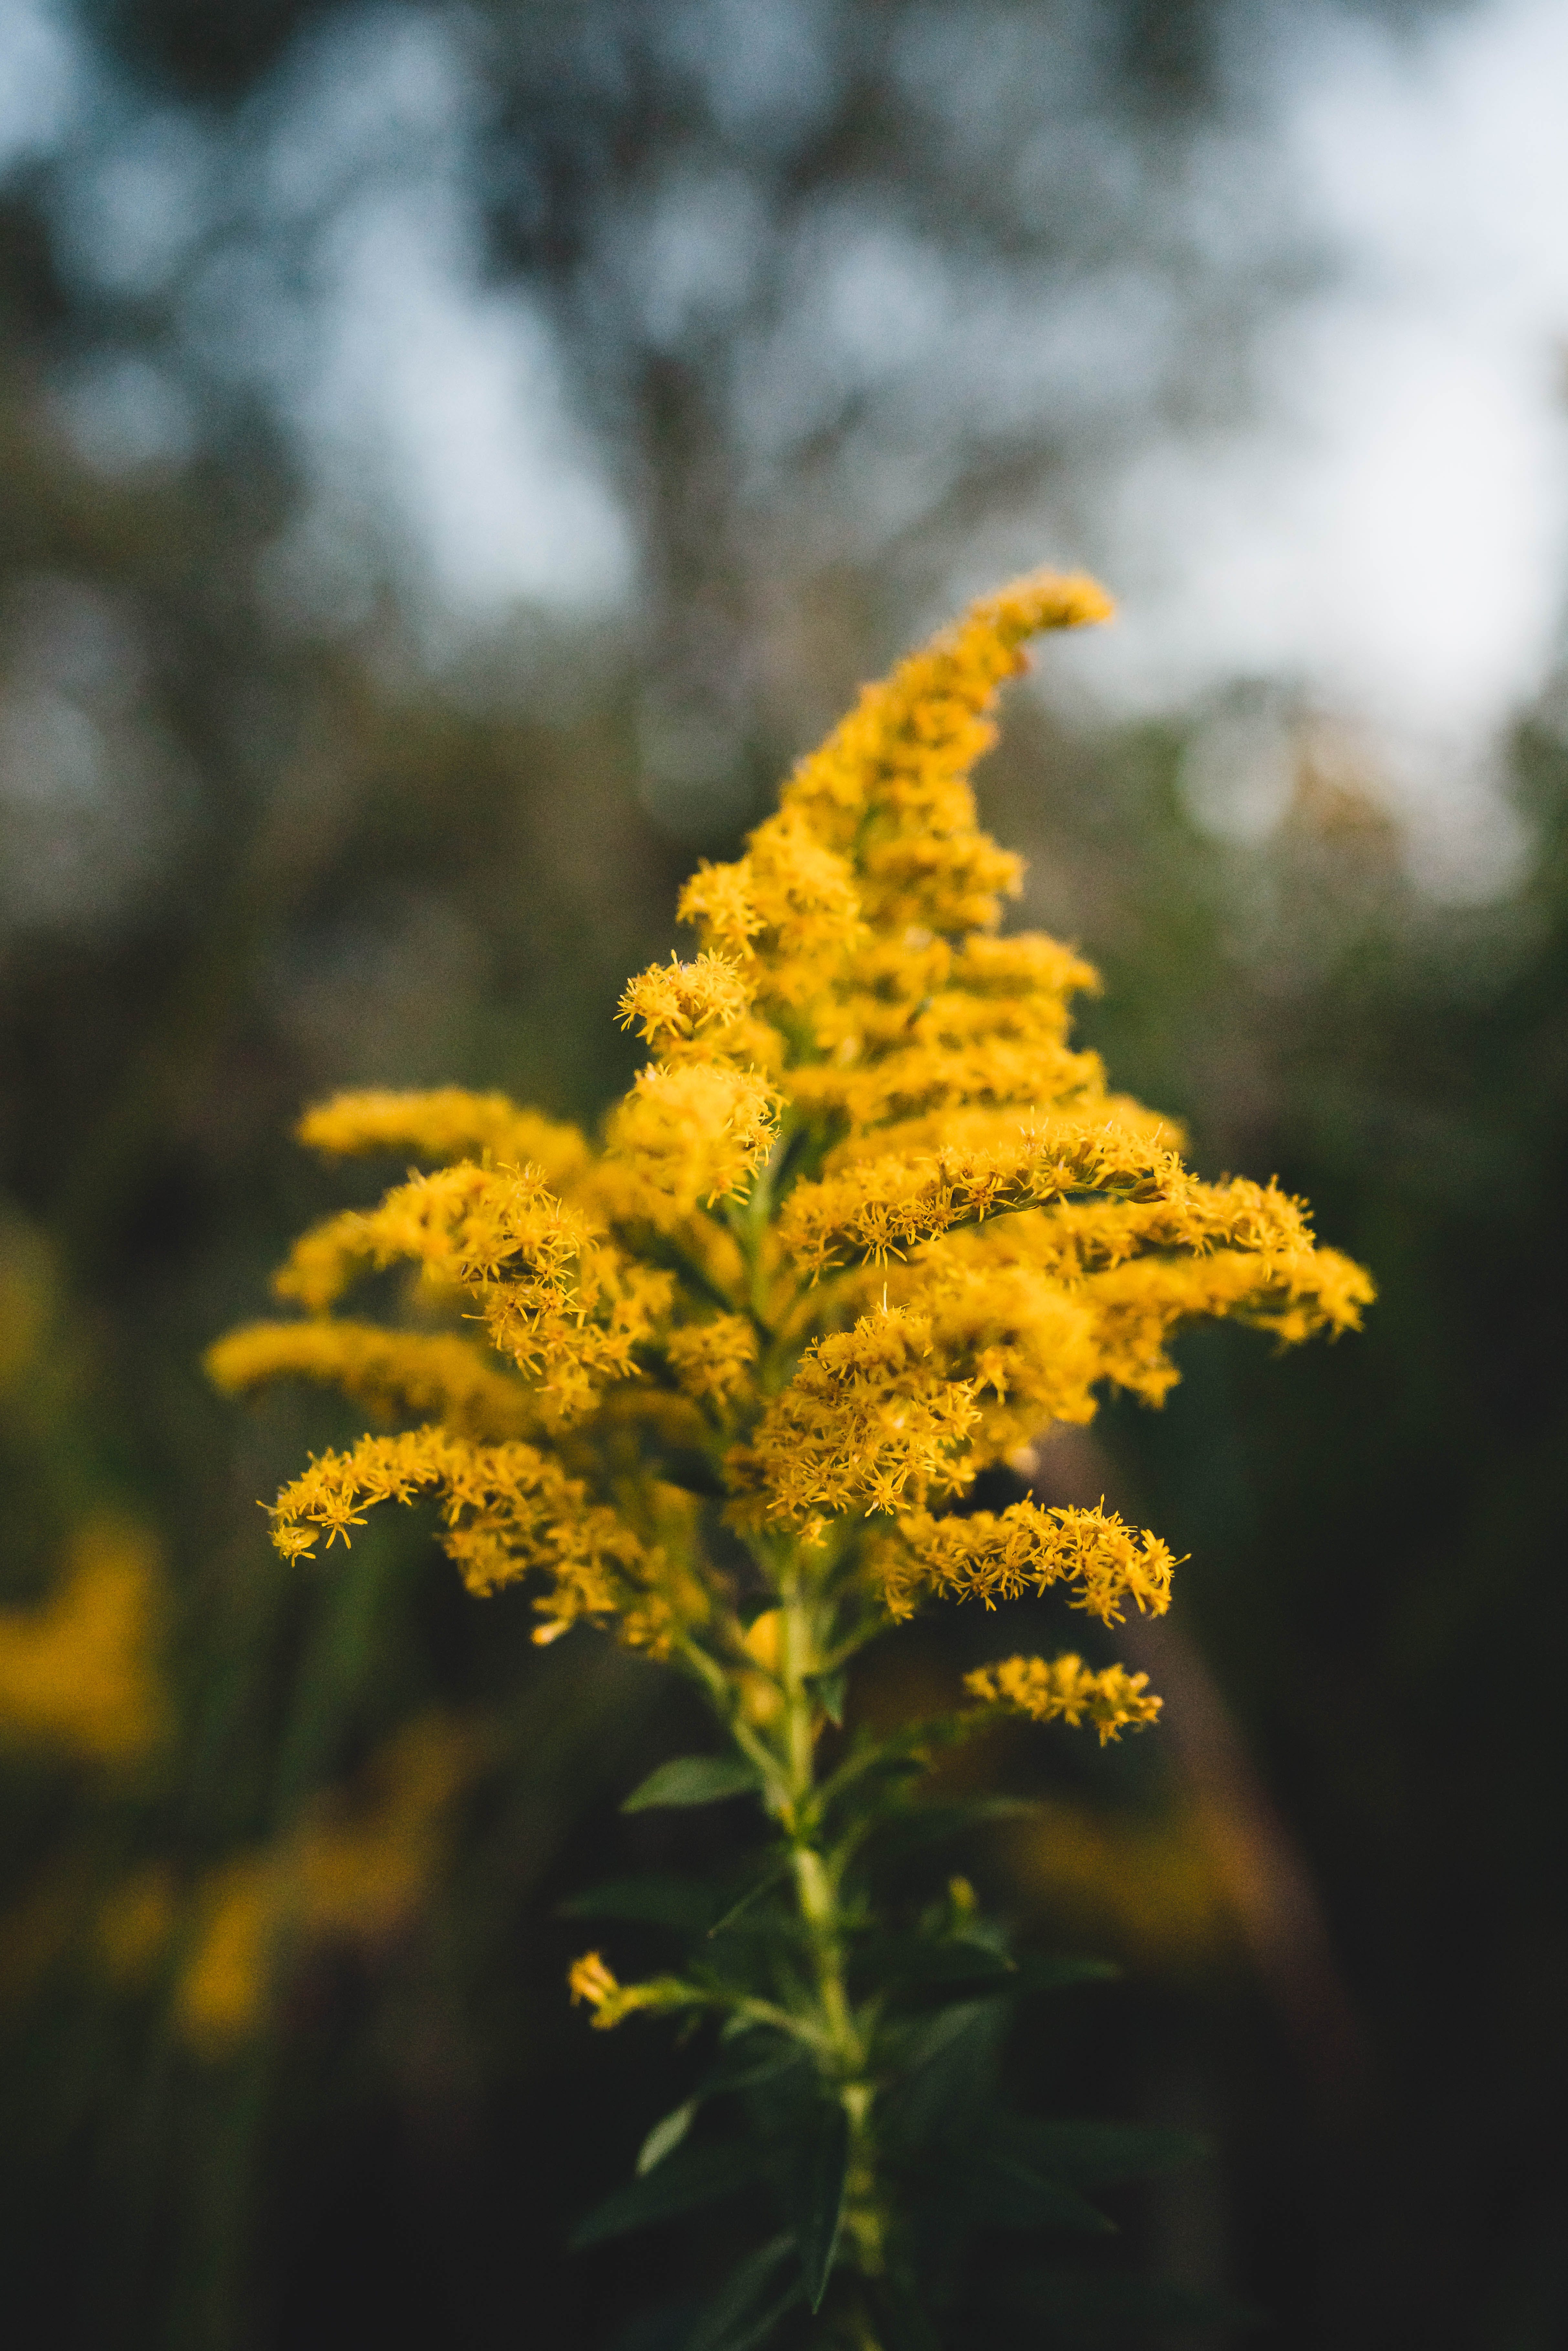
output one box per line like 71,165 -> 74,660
212,564 -> 1370,1706
211,569 -> 1372,2327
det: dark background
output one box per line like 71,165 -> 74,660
1,2 -> 1565,2344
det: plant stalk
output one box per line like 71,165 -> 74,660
777,1559 -> 886,2292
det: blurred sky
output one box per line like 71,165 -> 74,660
5,0 -> 1568,892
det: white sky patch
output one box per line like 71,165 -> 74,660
30,0 -> 1568,881
0,0 -> 83,175
292,184 -> 634,631
237,12 -> 633,645
1056,0 -> 1568,891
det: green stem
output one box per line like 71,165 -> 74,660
724,1166 -> 888,2319
776,1557 -> 886,2291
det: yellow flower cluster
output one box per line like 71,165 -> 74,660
250,1425 -> 704,1651
0,1518 -> 168,1763
299,1087 -> 589,1181
568,1950 -> 691,2030
606,1060 -> 779,1218
213,568 -> 1372,1725
964,1652 -> 1162,1744
173,1711 -> 475,2054
879,1501 -> 1177,1624
208,1319 -> 537,1440
0,1710 -> 476,2048
730,1305 -> 982,1531
262,1159 -> 675,1424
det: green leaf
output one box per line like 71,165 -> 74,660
792,2099 -> 850,2312
864,2272 -> 945,2351
968,2149 -> 1116,2237
700,2038 -> 809,2098
808,1668 -> 847,1727
622,1756 -> 763,1813
880,1999 -> 1013,2161
652,1448 -> 729,1499
683,2238 -> 801,2351
894,2000 -> 1007,2113
856,1795 -> 1044,1866
559,1875 -> 719,1930
1007,1954 -> 1122,1997
705,1855 -> 793,1937
571,2140 -> 765,2248
816,1716 -> 983,1821
997,2115 -> 1210,2187
864,1939 -> 1118,2008
637,2100 -> 699,2177
854,1932 -> 1017,1991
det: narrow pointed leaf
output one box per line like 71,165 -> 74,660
651,1447 -> 729,1499
793,2100 -> 850,2312
695,2283 -> 801,2351
623,1756 -> 763,1812
871,1945 -> 1118,2008
683,2239 -> 802,2351
865,2273 -> 945,2351
706,1855 -> 793,1937
571,2140 -> 765,2248
896,1999 -> 1007,2099
560,1875 -> 719,1930
637,2100 -> 698,2177
969,2150 -> 1116,2236
808,1668 -> 847,1727
854,1932 -> 1017,1990
1009,1954 -> 1122,1996
700,2039 -> 810,2098
816,1716 -> 984,1820
857,1796 -> 1045,1865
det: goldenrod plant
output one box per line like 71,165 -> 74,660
212,573 -> 1371,2346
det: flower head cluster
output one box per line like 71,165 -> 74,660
568,1951 -> 691,2030
0,1517 -> 168,1762
964,1652 -> 1162,1744
211,568 -> 1372,1715
172,1712 -> 475,2054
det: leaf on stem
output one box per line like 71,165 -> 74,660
806,1668 -> 847,1727
637,2100 -> 699,2176
683,2237 -> 802,2351
965,2148 -> 1116,2237
650,1447 -> 729,1499
560,1875 -> 721,1930
865,2272 -> 945,2351
696,1853 -> 791,1939
852,1932 -> 1017,1991
622,1756 -> 763,1812
855,1794 -> 1044,1867
880,2000 -> 1012,2154
1003,1954 -> 1122,1998
571,2140 -> 766,2248
792,2098 -> 850,2313
814,1713 -> 986,1824
855,1936 -> 1119,2008
701,2035 -> 810,2097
